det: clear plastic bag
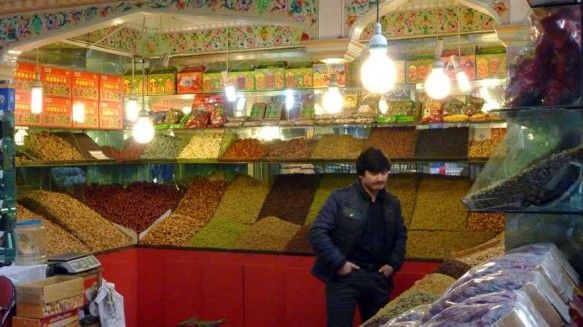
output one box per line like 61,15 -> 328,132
381,304 -> 431,326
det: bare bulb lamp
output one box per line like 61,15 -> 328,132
30,72 -> 43,114
451,55 -> 471,92
132,115 -> 154,144
360,23 -> 396,94
323,74 -> 343,114
426,39 -> 451,100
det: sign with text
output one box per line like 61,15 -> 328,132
40,66 -> 72,98
72,71 -> 99,101
72,100 -> 99,129
100,74 -> 123,102
99,100 -> 123,130
42,96 -> 72,127
14,93 -> 42,126
14,62 -> 37,94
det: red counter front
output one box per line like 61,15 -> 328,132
97,249 -> 439,327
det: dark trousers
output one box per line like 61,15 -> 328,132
325,269 -> 393,327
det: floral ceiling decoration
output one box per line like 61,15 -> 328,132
359,6 -> 497,40
345,0 -> 509,35
80,24 -> 305,56
0,0 -> 318,55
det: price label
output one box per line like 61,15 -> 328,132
89,151 -> 110,160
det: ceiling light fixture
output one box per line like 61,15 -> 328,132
425,1 -> 451,100
132,58 -> 154,144
30,48 -> 43,114
323,72 -> 343,114
126,57 -> 139,122
360,0 -> 397,94
452,4 -> 471,92
223,36 -> 237,103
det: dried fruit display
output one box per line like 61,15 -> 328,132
457,242 -> 506,267
178,133 -> 224,160
20,190 -> 133,252
284,225 -> 314,254
387,174 -> 418,227
468,212 -> 505,233
23,133 -> 84,162
141,134 -> 187,159
363,291 -> 439,327
305,174 -> 355,225
212,174 -> 269,225
101,138 -> 146,161
16,204 -> 90,256
188,217 -> 250,249
463,144 -> 583,210
311,134 -> 365,160
265,138 -> 317,161
414,127 -> 469,159
366,127 -> 416,158
258,174 -> 320,225
71,133 -> 104,160
173,176 -> 228,224
406,231 -> 497,260
409,273 -> 456,296
235,216 -> 301,252
410,175 -> 470,231
219,138 -> 266,161
78,182 -> 183,233
433,259 -> 472,279
468,138 -> 505,159
140,214 -> 206,246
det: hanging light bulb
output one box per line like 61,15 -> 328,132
323,73 -> 343,114
14,128 -> 28,146
132,115 -> 155,143
378,95 -> 388,115
236,96 -> 246,116
425,39 -> 451,100
360,1 -> 397,94
285,89 -> 295,111
72,101 -> 86,123
451,55 -> 471,92
182,105 -> 192,115
132,57 -> 154,144
31,48 -> 43,114
222,71 -> 237,102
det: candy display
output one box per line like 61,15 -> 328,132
212,174 -> 269,225
415,127 -> 470,159
20,190 -> 133,252
16,204 -> 90,256
258,174 -> 320,225
188,217 -> 250,249
311,134 -> 364,160
235,216 -> 301,252
410,175 -> 470,231
365,127 -> 416,159
23,133 -> 84,162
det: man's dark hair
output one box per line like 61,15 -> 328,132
356,147 -> 391,176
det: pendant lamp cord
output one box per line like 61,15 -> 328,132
35,48 -> 40,74
376,0 -> 380,24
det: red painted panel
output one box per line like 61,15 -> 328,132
165,260 -> 204,326
284,267 -> 327,327
244,265 -> 286,327
201,264 -> 244,327
136,248 -> 168,327
96,249 -> 138,327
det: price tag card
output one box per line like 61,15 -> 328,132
89,151 -> 110,160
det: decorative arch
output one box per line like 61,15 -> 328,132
348,0 -> 503,42
0,0 -> 318,63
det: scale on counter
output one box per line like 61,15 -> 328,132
48,252 -> 101,274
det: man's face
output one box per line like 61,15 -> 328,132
360,170 -> 389,193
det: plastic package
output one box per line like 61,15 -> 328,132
503,5 -> 582,107
462,131 -> 583,211
446,252 -> 574,304
381,304 -> 430,327
508,242 -> 579,285
421,270 -> 569,324
422,290 -> 550,327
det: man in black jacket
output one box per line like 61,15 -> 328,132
309,147 -> 408,327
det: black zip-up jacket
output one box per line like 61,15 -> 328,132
308,181 -> 408,283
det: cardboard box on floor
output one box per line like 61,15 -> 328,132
12,310 -> 79,327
